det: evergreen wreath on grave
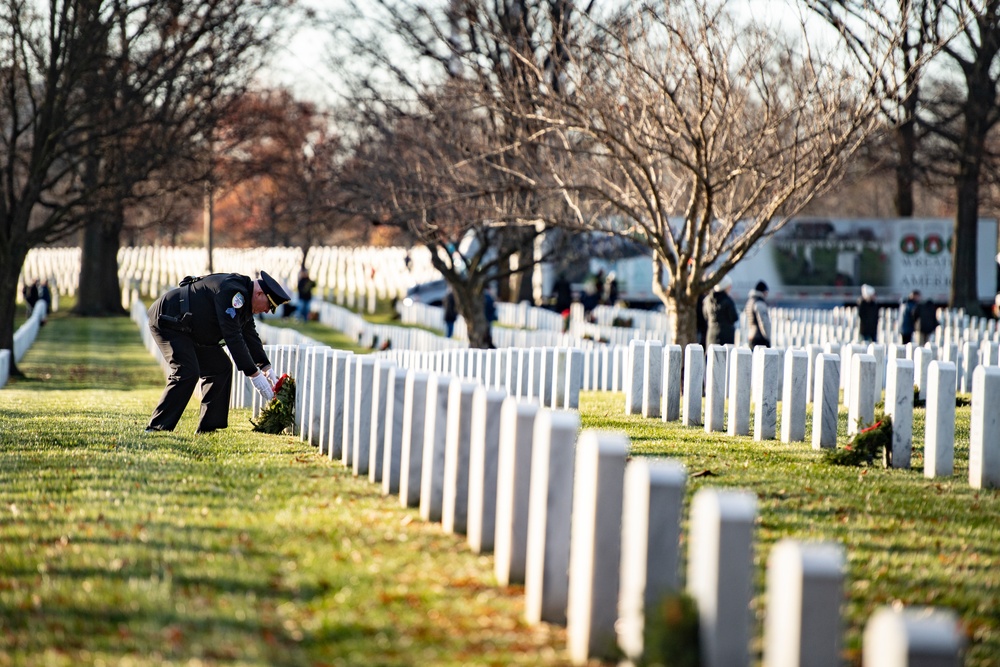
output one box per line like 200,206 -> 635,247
251,374 -> 295,434
824,412 -> 893,467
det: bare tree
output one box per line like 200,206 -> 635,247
71,1 -> 287,316
529,2 -> 889,346
920,1 -> 1000,311
341,80 -> 577,347
0,0 -> 288,374
327,0 -> 597,346
808,0 -> 949,218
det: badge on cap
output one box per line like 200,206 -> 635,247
232,293 -> 244,309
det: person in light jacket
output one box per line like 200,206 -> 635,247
745,280 -> 772,348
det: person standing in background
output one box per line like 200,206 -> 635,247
296,266 -> 314,322
857,284 -> 879,343
483,284 -> 498,348
900,290 -> 920,345
22,279 -> 39,317
703,276 -> 738,346
443,288 -> 458,338
745,280 -> 772,348
915,297 -> 939,346
37,279 -> 52,324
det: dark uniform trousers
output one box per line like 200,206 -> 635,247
147,323 -> 233,433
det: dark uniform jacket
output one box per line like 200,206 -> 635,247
151,273 -> 269,376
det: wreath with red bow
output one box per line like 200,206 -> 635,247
251,374 -> 296,434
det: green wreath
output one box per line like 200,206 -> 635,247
251,374 -> 296,434
824,413 -> 893,467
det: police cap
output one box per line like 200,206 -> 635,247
259,271 -> 291,313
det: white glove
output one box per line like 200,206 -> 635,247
251,372 -> 274,402
261,365 -> 272,379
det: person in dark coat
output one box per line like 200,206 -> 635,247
900,290 -> 920,345
483,285 -> 498,348
915,298 -> 939,346
553,274 -> 572,313
745,280 -> 772,348
857,284 -> 879,343
296,266 -> 314,322
37,279 -> 52,323
145,271 -> 290,434
22,279 -> 39,316
443,289 -> 458,338
703,275 -> 739,346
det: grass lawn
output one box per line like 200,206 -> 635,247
0,311 -> 566,666
2,308 -> 999,666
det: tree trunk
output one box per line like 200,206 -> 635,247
951,171 -> 981,312
951,97 -> 987,313
0,243 -> 31,378
454,283 -> 493,349
665,295 -> 699,350
894,115 -> 916,217
513,234 -> 537,304
652,258 -> 699,348
74,209 -> 127,316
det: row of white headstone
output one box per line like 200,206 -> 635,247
258,339 -> 964,666
622,338 -> 1000,489
0,301 -> 49,390
22,244 -> 440,312
127,298 -> 967,666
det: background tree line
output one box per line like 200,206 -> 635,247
6,0 -> 1000,375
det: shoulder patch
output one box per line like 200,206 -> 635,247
232,293 -> 244,309
226,307 -> 237,319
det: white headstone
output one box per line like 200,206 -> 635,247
566,431 -> 629,664
495,399 -> 540,586
763,540 -> 844,667
381,367 -> 408,496
862,607 -> 963,667
687,488 -> 757,667
728,348 -> 753,437
351,356 -> 376,476
780,349 -> 808,443
662,345 -> 683,422
812,354 -> 840,450
467,387 -> 507,553
643,341 -> 664,418
626,340 -> 645,415
682,344 -> 705,427
970,365 -> 1000,489
443,379 -> 478,535
705,345 -> 727,432
847,353 -> 877,436
368,361 -> 394,483
419,374 -> 453,522
525,409 -> 580,625
753,349 -> 782,441
399,371 -> 430,507
924,360 -> 956,479
885,358 -> 914,469
617,459 -> 687,662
